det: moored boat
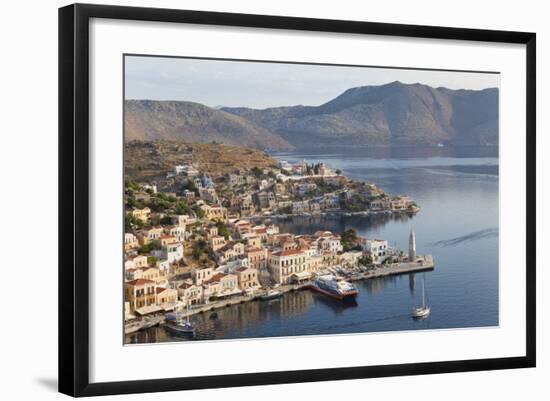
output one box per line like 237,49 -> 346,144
165,304 -> 195,336
260,289 -> 283,301
311,274 -> 358,301
124,320 -> 143,335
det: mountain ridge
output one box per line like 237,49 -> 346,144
125,81 -> 499,150
222,81 -> 499,148
125,99 -> 294,150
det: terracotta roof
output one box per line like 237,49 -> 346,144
209,273 -> 226,283
272,249 -> 305,257
126,279 -> 155,286
247,247 -> 263,253
156,287 -> 166,294
218,241 -> 241,253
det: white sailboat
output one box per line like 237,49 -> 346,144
412,274 -> 431,318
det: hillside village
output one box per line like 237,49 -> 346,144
124,153 -> 421,325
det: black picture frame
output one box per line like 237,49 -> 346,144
58,3 -> 536,397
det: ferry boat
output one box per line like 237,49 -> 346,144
311,274 -> 358,301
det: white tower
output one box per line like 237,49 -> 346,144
409,231 -> 416,261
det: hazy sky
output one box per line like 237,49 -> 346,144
125,56 -> 499,109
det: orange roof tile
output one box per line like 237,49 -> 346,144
126,278 -> 155,286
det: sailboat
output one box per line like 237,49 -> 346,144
165,303 -> 195,336
412,274 -> 431,319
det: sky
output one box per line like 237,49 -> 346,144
125,55 -> 500,109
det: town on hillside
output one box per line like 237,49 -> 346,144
124,156 -> 430,335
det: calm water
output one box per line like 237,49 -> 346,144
127,146 -> 499,344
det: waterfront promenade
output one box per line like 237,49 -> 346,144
360,254 -> 434,280
187,255 -> 434,314
147,255 -> 435,322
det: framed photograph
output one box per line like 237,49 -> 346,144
58,3 -> 536,397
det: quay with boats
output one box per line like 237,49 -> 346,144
124,254 -> 434,336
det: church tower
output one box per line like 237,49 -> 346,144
409,231 -> 416,261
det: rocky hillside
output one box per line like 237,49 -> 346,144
223,81 -> 499,148
125,100 -> 294,151
125,140 -> 279,182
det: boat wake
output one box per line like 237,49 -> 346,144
312,313 -> 414,333
431,228 -> 498,247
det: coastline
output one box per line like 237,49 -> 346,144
125,254 -> 434,336
248,207 -> 420,221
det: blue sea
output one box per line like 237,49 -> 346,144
126,146 -> 499,343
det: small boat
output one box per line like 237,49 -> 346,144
412,274 -> 431,319
124,320 -> 143,335
260,289 -> 283,301
142,315 -> 163,329
165,304 -> 195,336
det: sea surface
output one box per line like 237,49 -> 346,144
126,146 -> 499,344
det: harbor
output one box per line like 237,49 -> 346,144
124,146 -> 498,344
124,254 -> 434,336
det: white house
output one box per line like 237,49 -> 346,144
153,243 -> 184,264
362,239 -> 389,264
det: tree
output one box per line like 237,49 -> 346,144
124,177 -> 141,193
251,166 -> 263,178
192,247 -> 204,261
335,169 -> 342,175
193,205 -> 205,219
174,199 -> 190,215
138,239 -> 161,255
358,255 -> 373,266
216,221 -> 231,240
341,228 -> 358,251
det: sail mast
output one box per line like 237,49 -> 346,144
422,276 -> 426,308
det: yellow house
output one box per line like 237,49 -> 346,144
130,207 -> 151,222
139,266 -> 165,285
124,233 -> 140,251
235,266 -> 260,290
125,254 -> 148,270
246,235 -> 262,249
216,241 -> 245,264
156,287 -> 178,305
178,282 -> 203,305
125,279 -> 156,312
192,266 -> 215,285
205,273 -> 239,297
269,249 -> 309,284
200,204 -> 227,221
159,235 -> 178,247
209,235 -> 226,251
138,226 -> 163,245
246,246 -> 267,271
